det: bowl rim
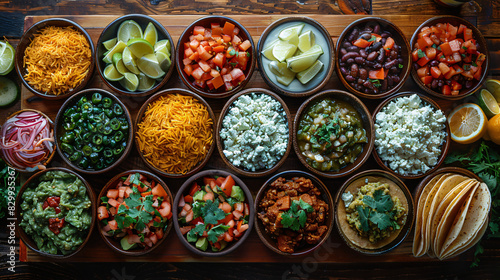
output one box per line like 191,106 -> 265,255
335,16 -> 411,100
14,17 -> 95,100
292,89 -> 375,178
172,169 -> 255,256
96,169 -> 174,256
371,91 -> 451,180
1,109 -> 56,173
134,88 -> 216,178
256,16 -> 335,98
54,88 -> 134,174
175,15 -> 256,99
215,88 -> 292,177
253,169 -> 334,256
95,14 -> 176,97
409,15 -> 489,100
334,169 -> 414,255
15,167 -> 96,259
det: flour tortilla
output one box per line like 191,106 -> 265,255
439,182 -> 491,259
440,217 -> 489,260
432,180 -> 478,255
412,173 -> 447,257
337,176 -> 409,250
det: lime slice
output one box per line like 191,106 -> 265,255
117,20 -> 143,43
122,47 -> 140,75
155,51 -> 172,72
297,60 -> 323,84
137,53 -> 165,79
298,30 -> 315,52
261,39 -> 278,61
0,41 -> 15,76
103,64 -> 124,81
286,44 -> 323,73
137,72 -> 156,91
102,41 -> 127,64
268,61 -> 295,86
477,89 -> 500,118
278,24 -> 305,42
272,41 -> 297,63
143,22 -> 158,47
102,38 -> 117,51
485,79 -> 500,103
127,38 -> 154,58
0,77 -> 19,107
154,39 -> 171,57
119,72 -> 139,92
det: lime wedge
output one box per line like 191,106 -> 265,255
137,53 -> 165,79
154,39 -> 171,57
102,41 -> 127,64
102,38 -> 117,51
0,77 -> 19,107
143,22 -> 158,47
112,53 -> 129,75
297,60 -> 323,84
272,41 -> 297,63
103,64 -> 124,81
0,41 -> 15,76
127,38 -> 154,58
278,24 -> 305,42
119,72 -> 139,92
485,79 -> 500,103
137,72 -> 156,92
477,89 -> 500,118
286,44 -> 323,73
261,39 -> 278,61
268,61 -> 295,86
298,30 -> 315,52
155,51 -> 172,72
122,47 -> 140,75
117,20 -> 143,43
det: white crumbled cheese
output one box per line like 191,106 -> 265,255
374,94 -> 447,175
341,191 -> 353,208
220,93 -> 289,171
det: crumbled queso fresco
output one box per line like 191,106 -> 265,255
220,93 -> 288,171
374,94 -> 447,175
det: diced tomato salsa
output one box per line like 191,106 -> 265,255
412,22 -> 486,96
182,21 -> 252,93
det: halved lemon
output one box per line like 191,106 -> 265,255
448,103 -> 487,144
487,114 -> 500,145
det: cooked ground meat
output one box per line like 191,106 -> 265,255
258,176 -> 329,253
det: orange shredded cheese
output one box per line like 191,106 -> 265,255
23,26 -> 92,96
136,93 -> 213,174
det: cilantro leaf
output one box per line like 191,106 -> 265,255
136,220 -> 146,232
297,209 -> 307,227
207,224 -> 230,243
201,198 -> 226,225
356,205 -> 370,232
142,196 -> 155,212
479,172 -> 497,190
363,190 -> 393,212
417,49 -> 426,58
314,121 -> 339,148
187,224 -> 206,242
299,199 -> 314,213
369,212 -> 393,230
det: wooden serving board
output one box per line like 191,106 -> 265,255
20,14 -> 475,263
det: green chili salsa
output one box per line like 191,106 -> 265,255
59,92 -> 129,170
297,98 -> 367,172
19,171 -> 92,255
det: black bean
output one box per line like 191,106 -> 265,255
431,79 -> 439,89
345,75 -> 356,82
452,75 -> 459,81
387,76 -> 394,86
465,80 -> 473,89
340,67 -> 348,76
381,38 -> 387,45
350,82 -> 357,88
413,62 -> 420,71
360,33 -> 371,40
357,78 -> 365,85
430,60 -> 439,67
354,56 -> 365,65
384,59 -> 398,69
346,46 -> 360,52
341,52 -> 360,62
390,50 -> 398,59
392,75 -> 401,84
367,51 -> 378,61
438,80 -> 444,87
342,41 -> 352,48
346,58 -> 354,64
363,80 -> 376,90
340,48 -> 347,56
377,50 -> 385,63
363,26 -> 373,33
373,24 -> 381,34
355,84 -> 363,91
381,79 -> 388,91
373,62 -> 382,69
359,49 -> 367,58
398,58 -> 404,65
381,31 -> 393,38
350,64 -> 359,77
339,61 -> 346,67
347,28 -> 359,43
390,66 -> 398,73
365,88 -> 373,94
359,68 -> 368,80
372,41 -> 382,51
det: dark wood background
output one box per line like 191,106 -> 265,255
1,0 -> 500,279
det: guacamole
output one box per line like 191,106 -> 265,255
19,171 -> 92,255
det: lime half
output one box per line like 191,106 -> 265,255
272,41 -> 297,63
117,20 -> 143,43
137,54 -> 165,79
477,89 -> 500,118
0,41 -> 15,76
103,64 -> 124,81
143,22 -> 158,47
485,79 -> 500,103
119,72 -> 139,92
297,60 -> 323,84
127,38 -> 154,58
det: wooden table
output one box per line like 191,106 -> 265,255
2,0 -> 500,279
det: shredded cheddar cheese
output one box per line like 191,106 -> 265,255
23,26 -> 92,96
136,93 -> 213,174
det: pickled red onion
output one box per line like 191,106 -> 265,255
0,111 -> 54,170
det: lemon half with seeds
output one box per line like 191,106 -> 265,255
448,103 -> 487,144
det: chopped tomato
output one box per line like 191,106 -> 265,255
220,175 -> 235,197
420,76 -> 433,85
97,206 -> 109,220
442,84 -> 452,95
353,38 -> 371,48
383,37 -> 394,52
430,66 -> 442,79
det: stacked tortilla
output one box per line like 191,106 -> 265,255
413,172 -> 491,260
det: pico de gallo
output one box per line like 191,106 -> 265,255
178,175 -> 250,252
98,172 -> 172,251
412,22 -> 486,96
182,21 -> 252,92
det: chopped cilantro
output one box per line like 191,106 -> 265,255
367,35 -> 377,43
462,46 -> 468,50
230,62 -> 238,67
463,64 -> 471,71
461,53 -> 466,58
369,78 -> 381,87
356,189 -> 399,232
280,199 -> 313,231
313,121 -> 339,148
440,55 -> 445,59
437,46 -> 441,51
229,49 -> 236,56
246,51 -> 251,57
417,49 -> 426,58
207,224 -> 231,243
472,61 -> 478,67
398,64 -> 404,69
